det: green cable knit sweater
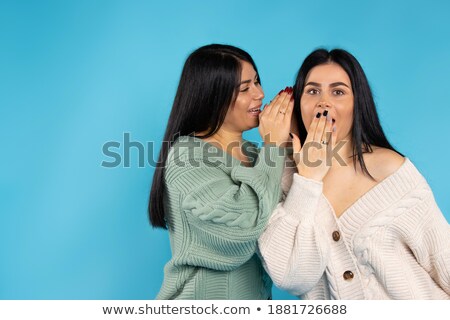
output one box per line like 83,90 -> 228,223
156,136 -> 285,299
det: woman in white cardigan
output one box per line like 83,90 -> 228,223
259,49 -> 450,299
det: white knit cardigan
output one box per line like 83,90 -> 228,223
259,158 -> 450,299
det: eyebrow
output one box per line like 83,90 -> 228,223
238,74 -> 259,86
305,81 -> 350,88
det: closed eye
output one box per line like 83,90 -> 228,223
240,79 -> 261,92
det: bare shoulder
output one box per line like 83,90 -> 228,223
363,147 -> 405,180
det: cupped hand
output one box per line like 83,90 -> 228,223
258,87 -> 294,147
290,112 -> 337,181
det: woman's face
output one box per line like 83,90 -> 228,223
301,63 -> 354,142
221,60 -> 264,133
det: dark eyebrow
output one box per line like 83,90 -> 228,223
239,79 -> 252,85
237,74 -> 259,86
305,81 -> 321,87
330,82 -> 350,88
305,81 -> 350,88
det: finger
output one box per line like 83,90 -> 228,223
304,111 -> 321,144
272,87 -> 292,116
331,123 -> 338,149
326,124 -> 338,166
259,103 -> 269,118
313,112 -> 327,142
272,91 -> 290,117
283,96 -> 295,121
321,113 -> 333,144
265,90 -> 284,117
290,132 -> 302,154
277,90 -> 293,119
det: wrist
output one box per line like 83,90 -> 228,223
296,166 -> 324,182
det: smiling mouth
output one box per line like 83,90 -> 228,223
248,107 -> 261,115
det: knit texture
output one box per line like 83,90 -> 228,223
157,136 -> 286,299
259,158 -> 450,299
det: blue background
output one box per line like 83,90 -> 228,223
1,0 -> 449,300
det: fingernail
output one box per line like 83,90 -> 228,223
316,112 -> 321,118
323,110 -> 328,116
289,133 -> 294,139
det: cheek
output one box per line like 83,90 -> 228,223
300,103 -> 314,129
335,109 -> 354,139
342,103 -> 354,127
235,97 -> 251,113
229,98 -> 245,115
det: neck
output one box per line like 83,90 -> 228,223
329,138 -> 355,172
208,128 -> 244,148
202,128 -> 250,165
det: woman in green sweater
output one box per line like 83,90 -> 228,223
149,44 -> 293,299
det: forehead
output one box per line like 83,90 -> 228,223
240,60 -> 256,77
305,63 -> 351,85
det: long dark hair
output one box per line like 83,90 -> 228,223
293,48 -> 401,178
149,44 -> 260,229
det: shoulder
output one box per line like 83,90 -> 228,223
363,147 -> 405,181
165,136 -> 230,185
167,136 -> 223,164
169,136 -> 204,156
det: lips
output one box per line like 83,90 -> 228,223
248,104 -> 262,116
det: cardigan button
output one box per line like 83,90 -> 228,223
332,231 -> 341,241
343,270 -> 354,280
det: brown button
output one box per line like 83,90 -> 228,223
343,270 -> 354,280
332,231 -> 340,241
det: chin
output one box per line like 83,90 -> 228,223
245,118 -> 259,129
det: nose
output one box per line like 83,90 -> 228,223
316,101 -> 332,110
253,85 -> 264,100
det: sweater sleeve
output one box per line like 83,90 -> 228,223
405,191 -> 450,296
167,145 -> 285,271
258,173 -> 330,296
281,157 -> 296,199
